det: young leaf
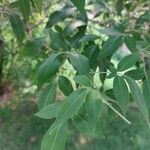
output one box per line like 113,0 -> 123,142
33,0 -> 43,12
38,83 -> 57,110
69,52 -> 90,75
46,6 -> 75,28
41,122 -> 68,150
18,0 -> 30,21
58,75 -> 74,96
73,75 -> 92,87
49,30 -> 71,51
117,52 -> 140,71
49,89 -> 88,132
8,13 -> 25,44
22,38 -> 44,57
35,102 -> 62,119
124,69 -> 144,80
124,35 -> 136,52
70,0 -> 86,19
113,76 -> 129,115
99,36 -> 122,59
124,76 -> 149,123
37,53 -> 64,86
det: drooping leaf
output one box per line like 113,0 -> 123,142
124,35 -> 137,52
37,53 -> 64,86
117,52 -> 140,71
70,0 -> 86,19
22,38 -> 44,57
124,76 -> 149,123
113,76 -> 129,115
18,0 -> 30,21
69,52 -> 90,75
41,122 -> 68,150
38,83 -> 57,109
73,75 -> 92,87
124,69 -> 144,80
49,30 -> 71,51
99,36 -> 122,59
46,6 -> 75,28
35,102 -> 62,119
58,75 -> 74,96
49,89 -> 88,133
8,13 -> 25,44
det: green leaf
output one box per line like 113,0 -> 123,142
49,89 -> 88,133
37,53 -> 64,86
116,0 -> 123,16
58,75 -> 74,96
124,76 -> 149,123
49,30 -> 71,51
99,36 -> 122,59
124,69 -> 144,80
69,52 -> 90,75
8,13 -> 25,44
70,0 -> 86,19
79,34 -> 99,43
18,0 -> 30,21
35,102 -> 62,119
113,76 -> 129,115
124,35 -> 136,52
46,6 -> 74,28
117,52 -> 140,71
22,38 -> 44,57
73,75 -> 92,87
38,83 -> 57,110
41,122 -> 68,150
33,0 -> 43,12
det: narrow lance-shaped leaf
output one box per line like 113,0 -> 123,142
35,102 -> 63,119
8,13 -> 25,44
113,76 -> 129,115
18,0 -> 30,21
70,0 -> 86,19
49,30 -> 71,51
99,36 -> 122,59
37,53 -> 64,86
69,52 -> 90,76
124,75 -> 149,124
38,83 -> 57,110
41,122 -> 68,150
58,75 -> 74,96
117,52 -> 140,71
49,89 -> 88,134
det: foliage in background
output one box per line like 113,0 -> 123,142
0,0 -> 150,150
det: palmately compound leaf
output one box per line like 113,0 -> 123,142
18,0 -> 30,21
70,0 -> 86,19
37,53 -> 64,86
49,30 -> 71,51
35,102 -> 63,119
41,122 -> 68,150
99,36 -> 122,59
38,83 -> 57,110
124,75 -> 149,124
73,75 -> 92,87
113,76 -> 129,115
69,52 -> 90,76
48,88 -> 88,134
8,13 -> 25,44
117,52 -> 140,71
58,75 -> 74,96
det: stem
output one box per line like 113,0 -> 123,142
102,99 -> 131,125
